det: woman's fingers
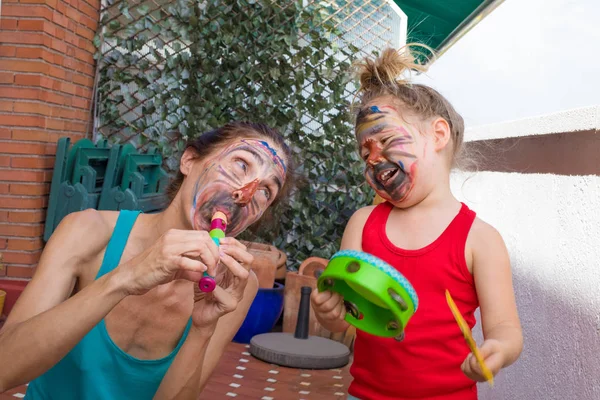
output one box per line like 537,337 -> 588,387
218,250 -> 249,296
219,243 -> 253,269
165,231 -> 220,275
176,256 -> 207,273
211,285 -> 239,314
219,237 -> 247,251
174,257 -> 207,283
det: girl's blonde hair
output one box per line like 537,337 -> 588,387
354,45 -> 465,166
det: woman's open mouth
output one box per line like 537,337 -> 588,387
213,207 -> 232,225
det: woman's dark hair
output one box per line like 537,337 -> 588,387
167,121 -> 295,210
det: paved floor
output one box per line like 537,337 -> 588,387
0,342 -> 352,399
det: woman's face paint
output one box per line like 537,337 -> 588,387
189,139 -> 286,237
356,104 -> 420,203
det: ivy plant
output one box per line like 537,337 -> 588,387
96,0 -> 375,268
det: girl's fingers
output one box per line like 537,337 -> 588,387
337,300 -> 347,321
311,289 -> 333,306
321,292 -> 343,313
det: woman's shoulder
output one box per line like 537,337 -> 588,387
47,209 -> 120,263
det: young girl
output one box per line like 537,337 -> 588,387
311,47 -> 523,400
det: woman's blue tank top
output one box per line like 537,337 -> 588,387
25,210 -> 192,399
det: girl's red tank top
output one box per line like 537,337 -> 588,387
348,202 -> 479,400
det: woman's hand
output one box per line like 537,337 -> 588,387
461,339 -> 506,382
116,229 -> 220,296
190,237 -> 254,332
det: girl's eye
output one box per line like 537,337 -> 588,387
235,159 -> 248,173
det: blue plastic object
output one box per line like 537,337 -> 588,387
233,282 -> 285,344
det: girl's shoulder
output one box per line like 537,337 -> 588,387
468,216 -> 504,247
465,216 -> 508,272
349,204 -> 379,226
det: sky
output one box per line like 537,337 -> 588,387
412,0 -> 600,128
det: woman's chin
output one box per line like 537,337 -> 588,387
192,215 -> 209,232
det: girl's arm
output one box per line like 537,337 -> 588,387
463,219 -> 523,381
311,206 -> 375,333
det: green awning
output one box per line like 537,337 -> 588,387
394,0 -> 504,57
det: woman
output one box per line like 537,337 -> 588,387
0,122 -> 293,399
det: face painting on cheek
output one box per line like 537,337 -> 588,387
189,139 -> 286,237
356,104 -> 419,203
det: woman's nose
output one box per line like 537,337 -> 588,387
232,178 -> 259,206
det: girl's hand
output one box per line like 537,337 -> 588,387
461,339 -> 506,382
310,288 -> 346,323
190,237 -> 254,332
116,229 -> 220,296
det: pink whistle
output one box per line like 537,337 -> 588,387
198,212 -> 227,293
199,275 -> 217,292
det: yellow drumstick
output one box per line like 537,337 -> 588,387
445,290 -> 494,387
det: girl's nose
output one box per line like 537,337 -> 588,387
232,178 -> 259,206
365,139 -> 384,166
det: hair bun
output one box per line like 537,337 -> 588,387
355,45 -> 432,95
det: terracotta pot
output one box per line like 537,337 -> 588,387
0,279 -> 27,317
0,290 -> 5,317
240,241 -> 280,289
282,272 -> 325,337
298,256 -> 328,278
274,248 -> 288,280
283,259 -> 357,350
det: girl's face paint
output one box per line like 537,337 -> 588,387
356,104 -> 420,203
189,138 -> 286,237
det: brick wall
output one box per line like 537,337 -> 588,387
0,0 -> 100,280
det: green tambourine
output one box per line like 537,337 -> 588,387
317,249 -> 419,340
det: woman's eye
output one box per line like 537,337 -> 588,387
235,159 -> 248,173
261,188 -> 271,200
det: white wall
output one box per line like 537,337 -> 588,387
464,105 -> 600,142
450,110 -> 600,399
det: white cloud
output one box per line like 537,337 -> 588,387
412,0 -> 600,129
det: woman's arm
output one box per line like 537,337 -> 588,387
0,210 -> 128,392
462,219 -> 523,381
154,272 -> 259,399
0,211 -> 220,393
